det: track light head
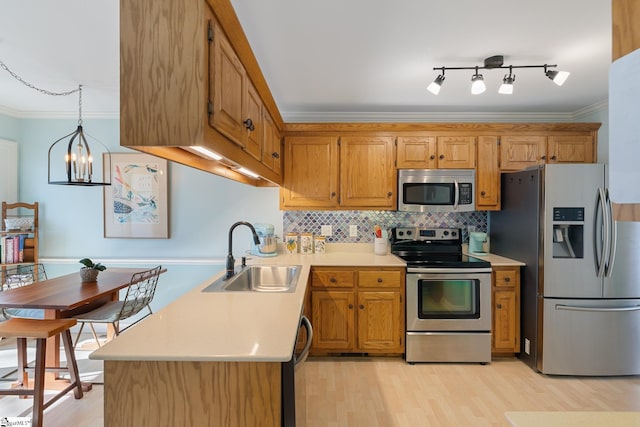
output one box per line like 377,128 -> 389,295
471,69 -> 486,95
545,68 -> 570,86
427,74 -> 445,95
499,68 -> 515,94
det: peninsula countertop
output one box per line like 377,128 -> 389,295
90,243 -> 523,363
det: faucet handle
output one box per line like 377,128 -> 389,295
241,256 -> 247,267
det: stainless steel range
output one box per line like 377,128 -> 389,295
391,227 -> 492,364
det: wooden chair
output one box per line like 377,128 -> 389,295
73,265 -> 162,348
0,318 -> 83,427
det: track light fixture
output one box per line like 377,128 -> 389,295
427,55 -> 570,95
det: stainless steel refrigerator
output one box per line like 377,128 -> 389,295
491,163 -> 640,376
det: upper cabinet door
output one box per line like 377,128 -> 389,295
436,136 -> 476,169
243,80 -> 262,160
281,136 -> 339,209
476,136 -> 500,210
211,23 -> 246,146
262,111 -> 281,175
547,136 -> 594,164
500,136 -> 546,170
396,136 -> 437,168
340,136 -> 396,208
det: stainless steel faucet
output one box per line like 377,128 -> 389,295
226,221 -> 260,279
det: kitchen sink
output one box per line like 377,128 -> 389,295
202,265 -> 302,293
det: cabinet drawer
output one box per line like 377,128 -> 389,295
358,270 -> 402,288
494,269 -> 518,288
311,270 -> 356,288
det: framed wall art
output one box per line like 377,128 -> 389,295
103,153 -> 169,238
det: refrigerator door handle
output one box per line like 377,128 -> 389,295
556,304 -> 640,313
604,188 -> 617,277
595,187 -> 609,278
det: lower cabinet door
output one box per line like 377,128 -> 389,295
311,291 -> 355,351
492,290 -> 518,352
357,291 -> 402,352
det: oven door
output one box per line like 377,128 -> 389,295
406,270 -> 491,332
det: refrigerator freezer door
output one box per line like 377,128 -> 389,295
542,164 -> 605,298
541,297 -> 640,376
604,219 -> 640,298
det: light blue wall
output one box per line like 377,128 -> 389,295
7,115 -> 283,309
0,114 -> 19,142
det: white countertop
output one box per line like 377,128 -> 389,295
90,243 -> 521,363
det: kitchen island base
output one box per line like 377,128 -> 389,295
103,360 -> 281,426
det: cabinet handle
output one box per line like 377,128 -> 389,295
329,277 -> 337,283
243,118 -> 255,131
348,304 -> 354,309
272,152 -> 280,159
551,155 -> 557,161
505,277 -> 511,282
330,192 -> 336,198
377,278 -> 383,283
359,304 -> 365,310
430,155 -> 435,160
387,192 -> 392,197
541,155 -> 547,160
497,303 -> 502,309
439,154 -> 445,160
481,191 -> 486,196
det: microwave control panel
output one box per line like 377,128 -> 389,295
459,183 -> 473,205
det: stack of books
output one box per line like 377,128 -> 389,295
0,234 -> 27,264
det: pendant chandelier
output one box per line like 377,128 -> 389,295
0,59 -> 111,186
47,85 -> 111,186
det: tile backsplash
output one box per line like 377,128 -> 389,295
283,211 -> 487,243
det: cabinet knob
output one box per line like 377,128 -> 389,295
377,278 -> 383,283
481,191 -> 486,196
505,277 -> 511,282
439,154 -> 445,160
243,118 -> 255,131
497,303 -> 502,309
551,155 -> 557,161
348,304 -> 354,309
541,155 -> 547,160
329,277 -> 337,283
272,152 -> 280,159
331,192 -> 336,198
359,304 -> 365,310
430,155 -> 435,160
387,192 -> 392,197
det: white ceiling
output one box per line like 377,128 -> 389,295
0,0 -> 611,120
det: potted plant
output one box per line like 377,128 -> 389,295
79,258 -> 106,282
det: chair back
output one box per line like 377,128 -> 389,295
117,265 -> 162,321
2,263 -> 47,291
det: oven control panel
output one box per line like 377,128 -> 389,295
392,227 -> 460,242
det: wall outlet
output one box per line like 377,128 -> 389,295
321,225 -> 332,236
349,224 -> 358,237
524,338 -> 531,355
468,225 -> 476,233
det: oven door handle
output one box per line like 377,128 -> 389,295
407,267 -> 493,274
294,315 -> 313,369
453,179 -> 460,211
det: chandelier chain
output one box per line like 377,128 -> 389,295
0,60 -> 80,97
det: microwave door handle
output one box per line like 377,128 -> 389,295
453,179 -> 460,210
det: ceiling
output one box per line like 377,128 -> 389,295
0,0 -> 611,121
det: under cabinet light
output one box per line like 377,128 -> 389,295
237,167 -> 260,178
191,146 -> 223,160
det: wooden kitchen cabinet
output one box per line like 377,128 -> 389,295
340,136 -> 396,208
396,136 -> 437,168
309,266 -> 405,355
491,266 -> 521,355
476,136 -> 500,210
281,135 -> 395,210
500,135 -> 595,170
210,18 -> 262,158
396,135 -> 475,169
261,110 -> 282,174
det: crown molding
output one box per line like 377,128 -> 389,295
572,99 -> 608,120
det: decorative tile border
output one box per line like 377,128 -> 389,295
283,211 -> 487,243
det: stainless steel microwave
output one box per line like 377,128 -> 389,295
398,169 -> 475,213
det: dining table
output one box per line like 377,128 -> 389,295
0,267 -> 164,388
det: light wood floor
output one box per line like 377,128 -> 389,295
1,354 -> 640,426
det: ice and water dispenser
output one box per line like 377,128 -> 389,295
552,207 -> 584,258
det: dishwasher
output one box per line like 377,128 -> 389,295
281,314 -> 312,427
